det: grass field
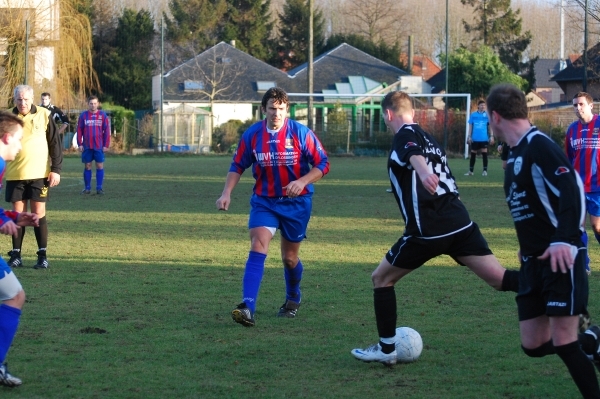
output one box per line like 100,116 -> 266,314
2,154 -> 598,398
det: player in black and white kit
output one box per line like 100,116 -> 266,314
40,93 -> 69,137
351,91 -> 519,366
487,83 -> 600,399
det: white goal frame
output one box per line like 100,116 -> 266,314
286,92 -> 472,158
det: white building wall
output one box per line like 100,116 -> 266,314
399,75 -> 432,94
211,103 -> 253,126
152,74 -> 161,108
34,46 -> 53,83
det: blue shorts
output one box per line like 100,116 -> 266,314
248,194 -> 313,243
585,193 -> 600,217
82,149 -> 105,163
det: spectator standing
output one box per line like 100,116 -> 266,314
39,92 -> 69,137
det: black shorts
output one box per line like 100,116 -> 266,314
385,222 -> 493,270
516,247 -> 588,321
5,179 -> 50,203
470,141 -> 489,151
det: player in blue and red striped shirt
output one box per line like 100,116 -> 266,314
566,92 -> 600,274
77,96 -> 111,195
216,87 -> 329,327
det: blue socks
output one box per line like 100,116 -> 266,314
0,304 -> 21,363
96,169 -> 104,190
83,169 -> 92,190
284,259 -> 303,303
84,169 -> 105,190
242,251 -> 266,313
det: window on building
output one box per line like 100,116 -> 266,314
256,81 -> 276,92
180,80 -> 204,92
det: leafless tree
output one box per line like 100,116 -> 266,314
339,0 -> 411,44
164,44 -> 248,135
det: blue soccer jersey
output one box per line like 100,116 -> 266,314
229,118 -> 329,197
468,111 -> 489,142
566,114 -> 600,193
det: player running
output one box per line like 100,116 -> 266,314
216,87 -> 329,327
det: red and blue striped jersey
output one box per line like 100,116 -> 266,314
77,110 -> 111,150
230,118 -> 329,197
0,157 -> 19,227
565,114 -> 600,193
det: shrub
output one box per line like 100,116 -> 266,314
212,120 -> 244,153
533,117 -> 566,148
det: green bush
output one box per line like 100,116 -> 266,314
212,119 -> 244,153
103,104 -> 135,150
533,117 -> 566,148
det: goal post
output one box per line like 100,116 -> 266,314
287,92 -> 471,159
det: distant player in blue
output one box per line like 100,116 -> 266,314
465,100 -> 494,176
216,87 -> 329,327
0,112 -> 40,386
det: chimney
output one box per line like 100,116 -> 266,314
230,40 -> 236,48
407,36 -> 414,75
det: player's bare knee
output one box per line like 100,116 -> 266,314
282,256 -> 298,269
15,289 -> 25,307
4,289 -> 25,309
371,270 -> 390,288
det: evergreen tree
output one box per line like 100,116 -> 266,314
164,0 -> 227,51
94,9 -> 156,109
441,46 -> 527,103
323,34 -> 404,70
221,0 -> 273,62
272,0 -> 325,70
461,0 -> 532,76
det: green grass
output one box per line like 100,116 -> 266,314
3,154 -> 596,398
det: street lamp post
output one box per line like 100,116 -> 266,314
584,0 -> 588,91
444,0 -> 449,150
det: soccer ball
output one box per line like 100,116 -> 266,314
395,327 -> 423,363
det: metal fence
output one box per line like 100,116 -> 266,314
288,93 -> 470,156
